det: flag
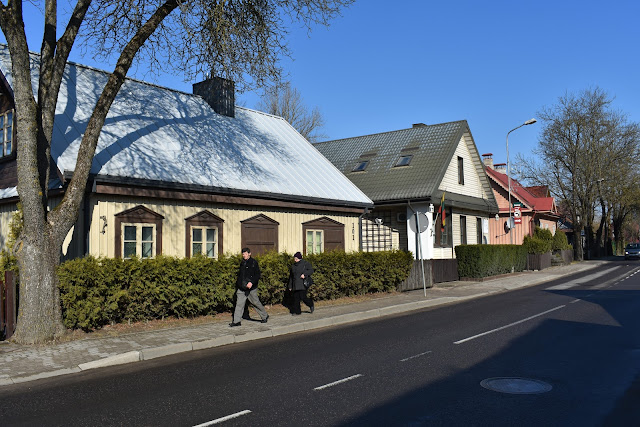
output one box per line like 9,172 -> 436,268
438,192 -> 446,229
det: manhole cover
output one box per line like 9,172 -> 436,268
480,377 -> 553,394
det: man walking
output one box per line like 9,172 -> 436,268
230,248 -> 269,327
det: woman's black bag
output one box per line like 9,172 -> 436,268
303,275 -> 313,289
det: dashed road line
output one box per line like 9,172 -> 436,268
454,305 -> 566,344
400,351 -> 432,362
193,410 -> 252,426
314,374 -> 363,391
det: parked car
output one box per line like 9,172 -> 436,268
624,243 -> 640,260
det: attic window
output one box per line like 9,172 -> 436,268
353,160 -> 369,172
395,155 -> 413,167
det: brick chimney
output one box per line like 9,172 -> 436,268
193,77 -> 235,118
482,153 -> 494,169
494,162 -> 507,172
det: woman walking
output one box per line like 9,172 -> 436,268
288,252 -> 315,315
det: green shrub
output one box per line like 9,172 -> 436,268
456,244 -> 527,278
523,226 -> 554,254
57,250 -> 414,331
552,229 -> 572,251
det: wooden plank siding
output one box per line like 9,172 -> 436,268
431,135 -> 491,260
82,195 -> 362,259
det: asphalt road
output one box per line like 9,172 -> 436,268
2,262 -> 640,426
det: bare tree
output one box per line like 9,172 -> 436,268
256,82 -> 326,142
0,0 -> 352,344
516,87 -> 640,261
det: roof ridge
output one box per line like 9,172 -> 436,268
316,120 -> 468,145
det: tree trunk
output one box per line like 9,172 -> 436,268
574,229 -> 584,261
12,232 -> 65,344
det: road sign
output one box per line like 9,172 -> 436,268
513,205 -> 522,224
409,212 -> 430,234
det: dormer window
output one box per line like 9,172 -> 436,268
0,110 -> 14,158
352,160 -> 369,172
395,155 -> 413,167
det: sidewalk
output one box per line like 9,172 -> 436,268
0,260 -> 609,387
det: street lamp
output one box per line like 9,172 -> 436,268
506,118 -> 537,244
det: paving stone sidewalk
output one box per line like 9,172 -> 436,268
0,260 -> 608,387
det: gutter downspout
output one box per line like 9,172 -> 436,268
407,201 -> 427,296
358,207 -> 370,252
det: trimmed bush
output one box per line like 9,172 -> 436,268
523,227 -> 554,254
58,250 -> 414,331
456,244 -> 527,278
552,229 -> 572,251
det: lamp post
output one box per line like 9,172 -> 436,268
506,118 -> 537,244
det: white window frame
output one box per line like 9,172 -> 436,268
0,110 -> 14,158
191,225 -> 218,258
306,229 -> 324,255
122,223 -> 156,259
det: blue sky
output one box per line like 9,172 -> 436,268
5,0 -> 640,166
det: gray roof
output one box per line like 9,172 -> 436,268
0,46 -> 372,208
316,121 -> 498,212
316,121 -> 465,201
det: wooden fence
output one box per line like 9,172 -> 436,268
398,259 -> 459,291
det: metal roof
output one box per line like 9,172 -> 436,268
316,121 -> 471,202
0,46 -> 372,207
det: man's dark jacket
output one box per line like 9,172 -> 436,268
237,257 -> 261,292
288,259 -> 313,291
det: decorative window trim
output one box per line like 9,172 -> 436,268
302,216 -> 345,254
114,205 -> 164,258
185,211 -> 224,258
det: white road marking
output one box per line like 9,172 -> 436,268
454,305 -> 565,344
400,351 -> 432,362
193,410 -> 252,426
314,374 -> 363,391
546,267 -> 619,290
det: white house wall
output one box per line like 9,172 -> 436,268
439,134 -> 489,200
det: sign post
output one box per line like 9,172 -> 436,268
409,212 -> 430,296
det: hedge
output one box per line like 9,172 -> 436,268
455,244 -> 527,279
57,250 -> 414,331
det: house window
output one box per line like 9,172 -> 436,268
115,205 -> 164,259
458,156 -> 464,185
306,229 -> 324,254
0,110 -> 14,158
476,217 -> 483,244
192,226 -> 217,258
122,223 -> 155,259
460,215 -> 467,245
353,160 -> 369,172
434,210 -> 452,248
395,155 -> 412,167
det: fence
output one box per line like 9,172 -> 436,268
398,259 -> 459,291
1,271 -> 16,340
526,252 -> 552,271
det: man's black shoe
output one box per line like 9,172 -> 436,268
260,315 -> 269,324
310,305 -> 315,314
229,322 -> 241,327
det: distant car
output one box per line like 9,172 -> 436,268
624,243 -> 640,260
